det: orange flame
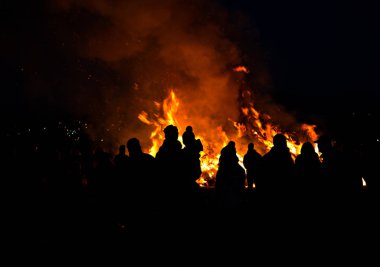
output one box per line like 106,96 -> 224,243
233,66 -> 249,73
138,88 -> 318,187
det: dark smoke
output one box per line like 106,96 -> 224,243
7,0 -> 317,154
46,0 -> 277,151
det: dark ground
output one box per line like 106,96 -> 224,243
8,185 -> 380,265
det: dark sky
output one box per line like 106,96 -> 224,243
227,0 -> 380,109
1,0 -> 379,132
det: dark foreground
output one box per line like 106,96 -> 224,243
8,186 -> 380,265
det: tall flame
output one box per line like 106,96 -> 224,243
138,85 -> 319,187
138,90 -> 181,156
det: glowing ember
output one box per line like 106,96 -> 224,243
138,86 -> 318,187
233,66 -> 250,73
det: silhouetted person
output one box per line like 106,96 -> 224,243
89,146 -> 115,200
315,134 -> 362,210
335,138 -> 363,196
362,140 -> 380,200
182,127 -> 203,178
88,146 -> 116,228
181,126 -> 203,208
294,141 -> 322,197
261,134 -> 295,197
127,138 -> 155,162
360,140 -> 380,229
155,125 -> 184,210
112,145 -> 130,225
77,132 -> 94,183
114,145 -> 129,179
215,141 -> 246,210
315,135 -> 347,197
243,142 -> 262,191
182,126 -> 196,147
156,125 -> 183,162
126,137 -> 156,213
315,135 -> 366,225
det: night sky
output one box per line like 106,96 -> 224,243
2,0 -> 379,141
225,0 -> 380,112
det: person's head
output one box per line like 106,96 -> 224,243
223,141 -> 236,155
273,134 -> 287,148
220,141 -> 238,163
301,141 -> 314,155
127,137 -> 142,156
183,125 -> 195,146
248,142 -> 254,151
314,135 -> 332,154
118,144 -> 126,154
163,125 -> 179,141
228,140 -> 236,149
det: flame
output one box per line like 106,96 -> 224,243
237,89 -> 320,160
233,66 -> 249,73
138,89 -> 181,156
362,177 -> 367,188
138,87 -> 319,187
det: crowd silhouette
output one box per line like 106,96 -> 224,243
6,122 -> 378,262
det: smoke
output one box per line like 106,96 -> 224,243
48,0 -> 321,157
48,0 -> 269,150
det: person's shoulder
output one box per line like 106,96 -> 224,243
262,150 -> 271,158
143,153 -> 155,159
238,164 -> 246,174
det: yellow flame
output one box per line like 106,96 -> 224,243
137,111 -> 152,125
138,89 -> 319,187
163,90 -> 179,126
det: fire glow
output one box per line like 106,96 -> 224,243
138,77 -> 318,187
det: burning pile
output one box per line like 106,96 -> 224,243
138,68 -> 318,186
51,1 -> 320,184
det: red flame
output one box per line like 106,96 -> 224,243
233,66 -> 250,73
